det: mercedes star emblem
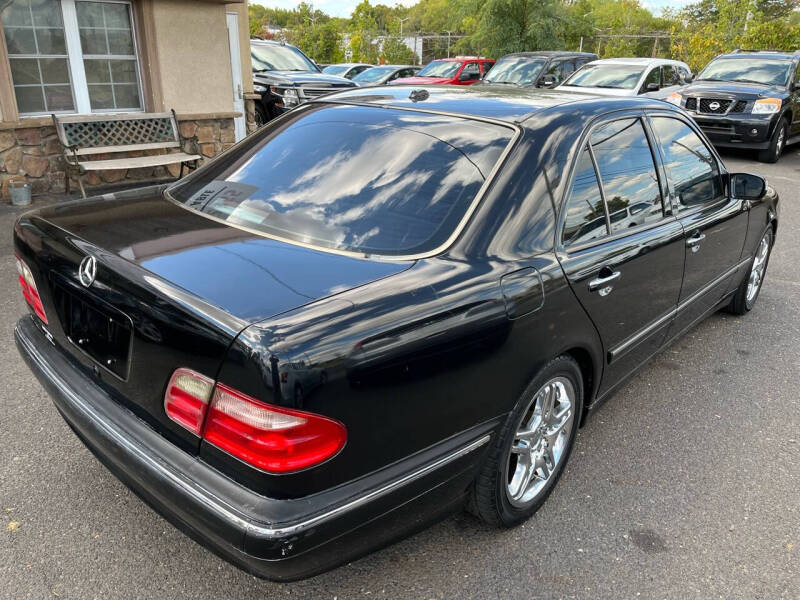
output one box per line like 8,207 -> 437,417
708,101 -> 721,111
79,255 -> 97,288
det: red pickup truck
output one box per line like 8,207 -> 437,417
391,57 -> 495,86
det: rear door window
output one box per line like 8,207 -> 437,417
589,119 -> 664,234
650,117 -> 723,210
563,146 -> 607,246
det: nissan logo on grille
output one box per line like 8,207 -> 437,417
78,255 -> 97,288
709,101 -> 721,111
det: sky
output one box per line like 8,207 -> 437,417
252,0 -> 696,19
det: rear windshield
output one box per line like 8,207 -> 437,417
168,104 -> 513,257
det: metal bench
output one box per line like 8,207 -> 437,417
52,110 -> 201,198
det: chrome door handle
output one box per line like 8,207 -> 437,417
588,270 -> 621,294
686,232 -> 706,247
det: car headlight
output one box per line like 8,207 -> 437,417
253,84 -> 267,94
283,88 -> 300,107
665,92 -> 682,106
752,98 -> 781,114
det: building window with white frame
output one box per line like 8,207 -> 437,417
1,0 -> 143,116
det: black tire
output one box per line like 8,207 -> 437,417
254,103 -> 268,128
468,355 -> 584,527
728,227 -> 774,315
757,119 -> 788,163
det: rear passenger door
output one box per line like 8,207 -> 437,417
648,113 -> 749,338
557,114 -> 685,396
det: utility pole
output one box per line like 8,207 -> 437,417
398,17 -> 409,38
445,30 -> 452,58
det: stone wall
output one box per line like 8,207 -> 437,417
0,116 -> 237,200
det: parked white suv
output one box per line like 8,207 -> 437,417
557,58 -> 692,99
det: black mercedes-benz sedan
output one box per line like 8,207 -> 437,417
14,86 -> 778,581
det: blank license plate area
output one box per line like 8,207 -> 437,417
53,283 -> 132,379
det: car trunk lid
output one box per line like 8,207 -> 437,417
13,187 -> 412,450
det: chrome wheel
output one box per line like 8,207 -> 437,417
746,233 -> 770,306
505,377 -> 575,507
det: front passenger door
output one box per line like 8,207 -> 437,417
649,115 -> 749,338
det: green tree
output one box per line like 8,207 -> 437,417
381,37 -> 415,63
471,0 -> 564,57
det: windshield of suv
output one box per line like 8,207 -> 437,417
353,66 -> 394,83
562,64 -> 644,89
322,65 -> 349,76
417,60 -> 460,78
168,104 -> 514,257
697,58 -> 791,86
251,43 -> 317,72
484,57 -> 547,85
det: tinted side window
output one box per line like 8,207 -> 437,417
563,146 -> 607,246
462,62 -> 480,78
482,61 -> 494,74
663,65 -> 680,86
590,119 -> 664,234
561,60 -> 577,78
650,117 -> 723,210
641,67 -> 660,92
546,60 -> 565,84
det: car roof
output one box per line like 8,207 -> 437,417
327,63 -> 373,68
718,51 -> 798,60
585,57 -> 688,67
367,64 -> 416,69
429,57 -> 493,62
319,84 -> 680,124
501,51 -> 597,59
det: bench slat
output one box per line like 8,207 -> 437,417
78,152 -> 201,171
75,141 -> 181,156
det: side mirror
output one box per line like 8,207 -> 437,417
794,82 -> 800,91
539,74 -> 556,88
731,173 -> 766,200
682,74 -> 694,84
645,82 -> 660,92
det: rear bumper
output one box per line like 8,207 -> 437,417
15,316 -> 493,581
689,112 -> 779,149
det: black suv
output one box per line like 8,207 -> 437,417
251,39 -> 356,126
481,51 -> 598,88
668,49 -> 800,162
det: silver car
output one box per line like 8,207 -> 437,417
557,58 -> 693,99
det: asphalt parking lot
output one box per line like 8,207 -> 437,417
1,147 -> 798,600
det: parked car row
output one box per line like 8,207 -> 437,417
252,39 -> 800,162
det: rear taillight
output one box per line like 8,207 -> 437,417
204,384 -> 347,473
15,254 -> 48,324
164,368 -> 214,435
164,370 -> 347,473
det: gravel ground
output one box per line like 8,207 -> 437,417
1,148 -> 798,600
